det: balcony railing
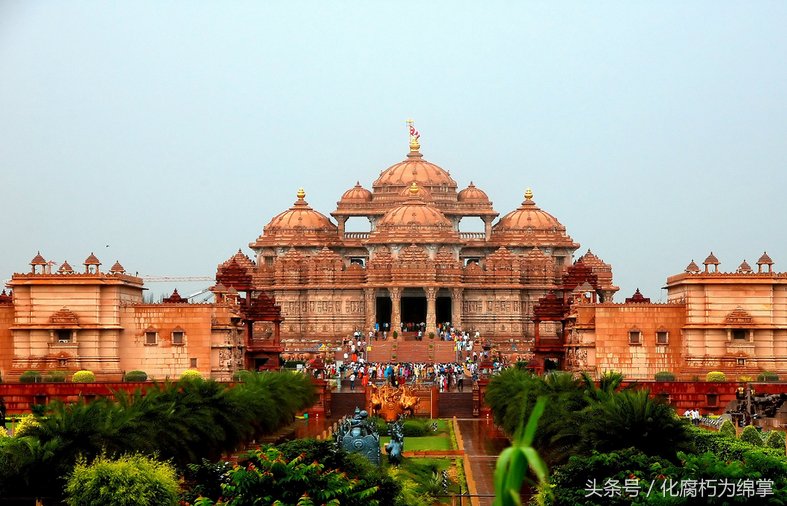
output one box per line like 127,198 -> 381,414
459,232 -> 486,240
343,232 -> 370,239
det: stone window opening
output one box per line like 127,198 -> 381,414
56,329 -> 73,343
732,329 -> 747,340
656,330 -> 669,345
190,357 -> 198,368
172,329 -> 185,346
628,328 -> 642,345
144,329 -> 158,346
736,357 -> 746,366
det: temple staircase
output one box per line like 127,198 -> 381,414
366,340 -> 458,363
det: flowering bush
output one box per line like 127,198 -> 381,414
14,414 -> 40,437
72,370 -> 96,383
180,369 -> 203,381
0,426 -> 8,438
706,371 -> 727,382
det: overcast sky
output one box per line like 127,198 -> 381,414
2,2 -> 786,301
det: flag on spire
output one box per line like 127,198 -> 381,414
406,119 -> 421,151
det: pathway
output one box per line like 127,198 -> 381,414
456,418 -> 510,506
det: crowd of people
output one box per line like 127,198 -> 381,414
328,360 -> 478,392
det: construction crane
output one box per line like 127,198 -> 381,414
141,276 -> 214,282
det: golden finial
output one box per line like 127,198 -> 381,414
409,181 -> 420,195
524,188 -> 533,200
406,119 -> 421,152
296,188 -> 306,199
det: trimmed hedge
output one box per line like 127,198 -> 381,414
765,430 -> 786,453
719,419 -> 737,438
758,371 -> 779,381
19,371 -> 42,384
706,371 -> 727,382
654,371 -> 676,381
72,370 -> 96,383
180,369 -> 203,381
740,425 -> 763,446
44,371 -> 67,383
124,370 -> 148,382
19,371 -> 41,383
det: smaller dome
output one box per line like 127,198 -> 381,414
685,260 -> 700,273
737,260 -> 753,273
340,182 -> 373,203
109,260 -> 125,274
58,261 -> 74,274
758,252 -> 774,265
30,251 -> 47,266
457,182 -> 489,203
84,253 -> 101,266
703,252 -> 719,265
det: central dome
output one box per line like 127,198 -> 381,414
372,149 -> 458,208
368,183 -> 459,245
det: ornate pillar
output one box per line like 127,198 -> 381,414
451,287 -> 463,330
390,287 -> 402,336
426,287 -> 437,335
364,288 -> 376,331
483,217 -> 493,241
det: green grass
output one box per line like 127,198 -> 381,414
380,435 -> 452,451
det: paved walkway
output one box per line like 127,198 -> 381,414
456,418 -> 510,506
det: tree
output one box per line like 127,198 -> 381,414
65,453 -> 178,506
740,425 -> 763,446
195,447 -> 379,506
578,389 -> 690,461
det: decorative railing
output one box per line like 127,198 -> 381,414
459,232 -> 486,240
344,232 -> 370,239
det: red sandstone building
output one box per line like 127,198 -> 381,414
1,128 -> 785,382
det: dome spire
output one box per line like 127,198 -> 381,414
296,188 -> 306,200
524,188 -> 533,201
406,118 -> 420,152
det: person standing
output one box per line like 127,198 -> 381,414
349,372 -> 356,391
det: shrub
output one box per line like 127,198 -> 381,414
45,371 -> 67,382
13,414 -> 40,437
719,419 -> 737,438
65,454 -> 179,506
765,430 -> 786,453
393,331 -> 398,339
72,370 -> 96,383
428,332 -> 435,339
740,425 -> 763,446
758,371 -> 780,381
0,426 -> 8,438
19,370 -> 41,383
180,369 -> 203,381
231,370 -> 252,382
654,371 -> 676,381
402,419 -> 427,437
706,371 -> 727,382
124,370 -> 148,382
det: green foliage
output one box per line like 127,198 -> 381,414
578,389 -> 691,461
687,425 -> 783,461
765,430 -> 786,453
44,370 -> 67,382
13,414 -> 39,437
180,369 -> 203,381
428,332 -> 435,339
65,453 -> 179,506
19,370 -> 41,383
124,370 -> 148,382
740,425 -> 763,446
758,371 -> 779,381
72,370 -> 96,383
706,371 -> 727,382
540,448 -> 670,505
494,396 -> 548,506
654,371 -> 676,381
198,447 -> 379,506
182,458 -> 233,505
402,419 -> 427,437
718,419 -> 737,438
231,370 -> 251,381
0,371 -> 315,501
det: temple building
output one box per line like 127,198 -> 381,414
2,126 -> 787,383
216,123 -> 618,361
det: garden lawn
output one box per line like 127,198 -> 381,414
380,435 -> 452,451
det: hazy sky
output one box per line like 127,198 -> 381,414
2,2 -> 786,301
